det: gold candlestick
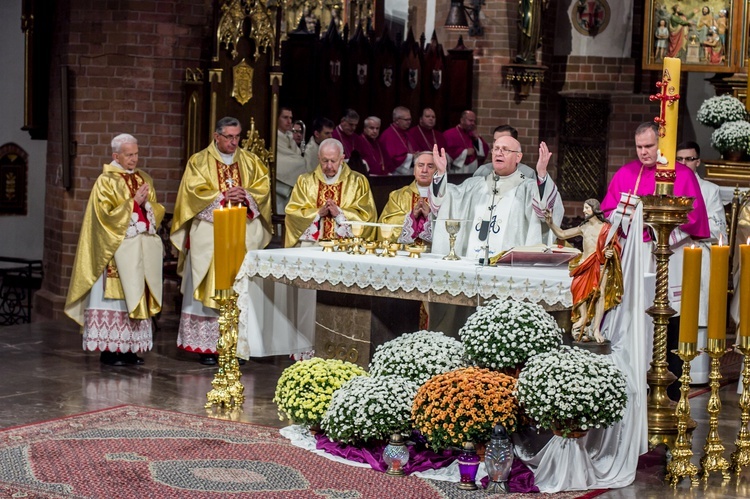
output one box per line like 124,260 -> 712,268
206,288 -> 245,410
642,194 -> 695,449
699,338 -> 730,482
730,335 -> 750,476
665,342 -> 700,487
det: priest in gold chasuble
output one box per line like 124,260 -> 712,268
378,150 -> 436,245
285,138 -> 377,247
170,117 -> 271,363
65,134 -> 165,366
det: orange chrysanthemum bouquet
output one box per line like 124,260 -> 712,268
411,367 -> 518,452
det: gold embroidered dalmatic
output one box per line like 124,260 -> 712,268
65,164 -> 165,325
284,163 -> 377,247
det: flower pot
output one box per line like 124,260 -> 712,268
552,427 -> 588,438
722,150 -> 745,162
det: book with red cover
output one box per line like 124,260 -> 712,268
494,244 -> 581,267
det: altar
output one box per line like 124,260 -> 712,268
235,246 -> 573,366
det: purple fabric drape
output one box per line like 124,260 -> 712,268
314,434 -> 538,493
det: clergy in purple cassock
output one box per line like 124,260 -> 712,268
601,122 -> 709,393
331,108 -> 370,161
601,122 -> 709,243
379,106 -> 416,175
407,108 -> 447,154
443,110 -> 489,174
360,116 -> 388,175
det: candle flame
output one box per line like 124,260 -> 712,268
747,236 -> 750,245
719,233 -> 724,247
690,243 -> 695,249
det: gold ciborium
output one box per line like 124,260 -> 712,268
363,241 -> 378,255
349,222 -> 364,255
406,244 -> 426,259
443,219 -> 461,261
319,240 -> 335,253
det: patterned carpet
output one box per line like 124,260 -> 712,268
0,406 -> 606,498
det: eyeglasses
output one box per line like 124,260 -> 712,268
676,156 -> 699,162
493,147 -> 521,156
397,117 -> 412,122
292,129 -> 303,134
218,133 -> 241,142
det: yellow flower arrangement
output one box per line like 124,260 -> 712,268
274,357 -> 367,428
411,367 -> 518,451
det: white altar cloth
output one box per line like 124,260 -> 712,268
237,246 -> 573,305
234,247 -> 573,359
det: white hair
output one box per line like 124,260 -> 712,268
319,138 -> 344,157
111,133 -> 138,153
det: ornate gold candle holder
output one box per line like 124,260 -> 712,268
206,288 -> 245,410
319,240 -> 335,253
730,335 -> 750,476
642,193 -> 694,450
699,337 -> 730,482
665,341 -> 700,487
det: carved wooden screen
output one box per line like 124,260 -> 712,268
279,26 -> 472,134
183,0 -> 276,160
346,26 -> 375,115
421,34 -> 448,115
398,31 -> 422,117
557,97 -> 611,202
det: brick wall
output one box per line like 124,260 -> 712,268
35,0 -> 211,319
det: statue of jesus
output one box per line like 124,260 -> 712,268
545,199 -> 623,343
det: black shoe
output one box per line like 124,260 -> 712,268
199,354 -> 217,366
237,357 -> 246,366
100,351 -> 125,367
122,352 -> 145,365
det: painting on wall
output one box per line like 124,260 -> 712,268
0,143 -> 28,216
642,0 -> 744,72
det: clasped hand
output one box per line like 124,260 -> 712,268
134,183 -> 149,205
412,198 -> 430,219
318,198 -> 341,217
224,186 -> 247,205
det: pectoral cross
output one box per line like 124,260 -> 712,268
225,178 -> 235,189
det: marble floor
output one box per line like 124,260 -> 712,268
1,313 -> 749,498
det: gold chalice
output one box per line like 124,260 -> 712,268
319,240 -> 335,253
443,219 -> 461,261
406,244 -> 426,259
350,222 -> 364,255
379,225 -> 394,257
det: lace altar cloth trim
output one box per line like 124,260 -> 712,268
236,247 -> 573,307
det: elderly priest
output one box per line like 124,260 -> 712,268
285,138 -> 377,247
378,150 -> 436,245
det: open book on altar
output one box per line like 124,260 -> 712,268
492,244 -> 581,267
